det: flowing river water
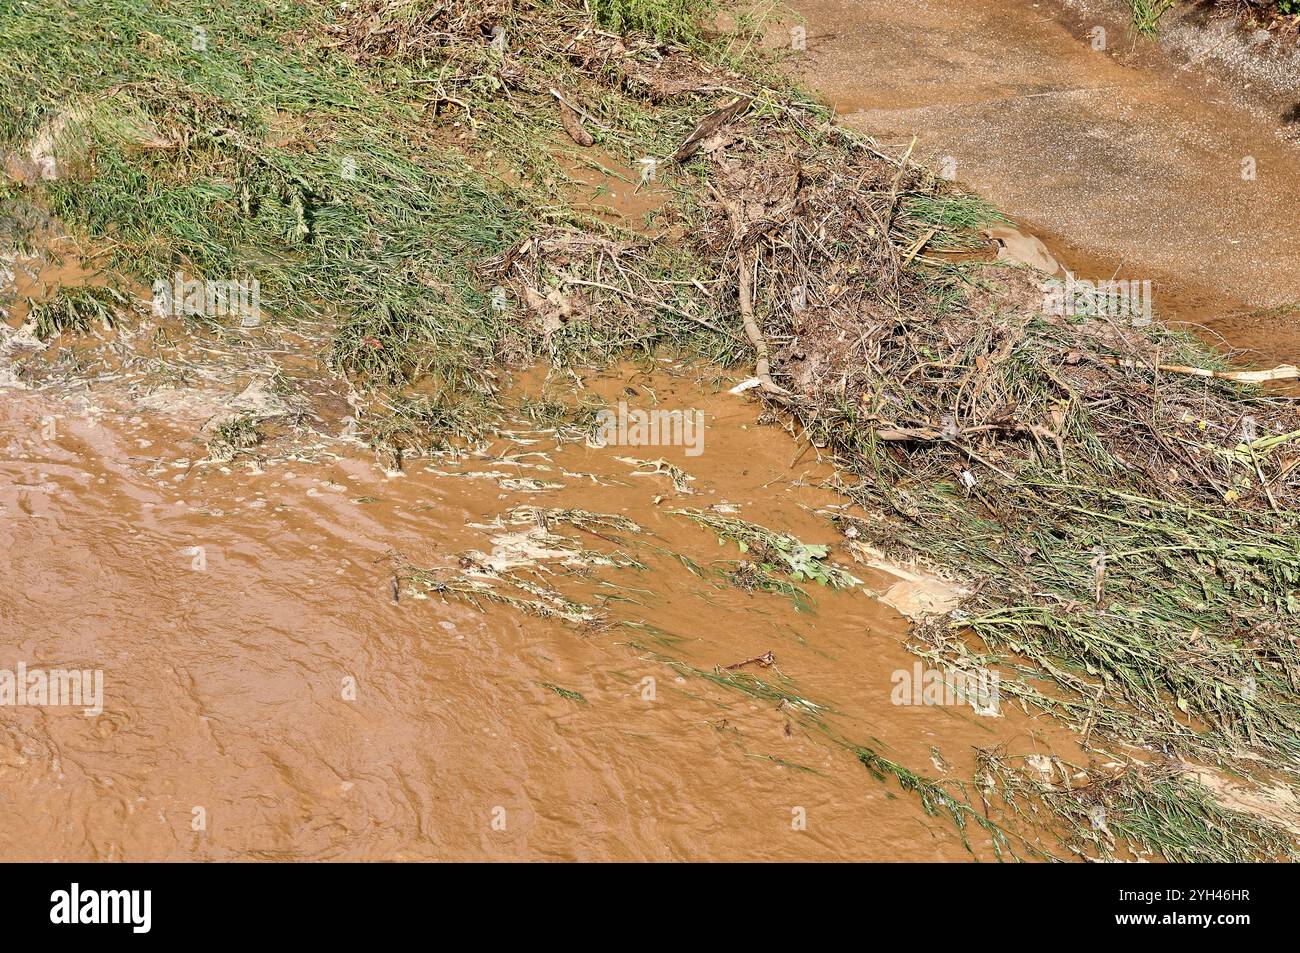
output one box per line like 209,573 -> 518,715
3,0 -> 1299,861
1,356 -> 1094,860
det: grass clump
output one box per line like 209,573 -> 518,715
1131,0 -> 1179,36
28,284 -> 126,340
979,749 -> 1298,862
2,0 -> 531,394
674,509 -> 862,589
542,682 -> 588,703
206,414 -> 264,461
857,746 -> 1030,861
505,505 -> 643,538
402,561 -> 605,625
587,0 -> 716,44
364,392 -> 496,468
516,393 -> 605,441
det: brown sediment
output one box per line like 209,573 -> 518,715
783,0 -> 1300,367
472,140 -> 674,235
555,147 -> 673,233
1,233 -> 113,329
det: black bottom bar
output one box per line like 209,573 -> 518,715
0,860 -> 1278,940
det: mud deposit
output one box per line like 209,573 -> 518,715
786,0 -> 1300,369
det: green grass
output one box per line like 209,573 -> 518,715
1131,0 -> 1178,37
0,0 -> 744,432
674,508 -> 863,589
28,284 -> 126,340
542,682 -> 588,703
902,193 -> 1003,249
587,0 -> 716,44
1,1 -> 529,390
980,750 -> 1298,863
206,412 -> 264,461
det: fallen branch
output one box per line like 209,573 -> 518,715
725,650 -> 776,671
736,245 -> 789,395
900,225 -> 940,268
671,94 -> 752,162
561,277 -> 730,335
1100,356 -> 1300,384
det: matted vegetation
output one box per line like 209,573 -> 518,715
27,283 -> 126,339
1131,1 -> 1300,40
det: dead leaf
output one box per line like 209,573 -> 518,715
551,89 -> 594,147
671,94 -> 752,162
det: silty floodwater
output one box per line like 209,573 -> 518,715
0,332 -> 1100,860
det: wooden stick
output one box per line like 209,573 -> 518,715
1099,356 -> 1300,384
671,94 -> 753,162
736,246 -> 790,395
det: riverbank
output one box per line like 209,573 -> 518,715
3,0 -> 1299,860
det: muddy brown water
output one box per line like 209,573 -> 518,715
1,203 -> 1081,862
1,355 -> 1099,861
